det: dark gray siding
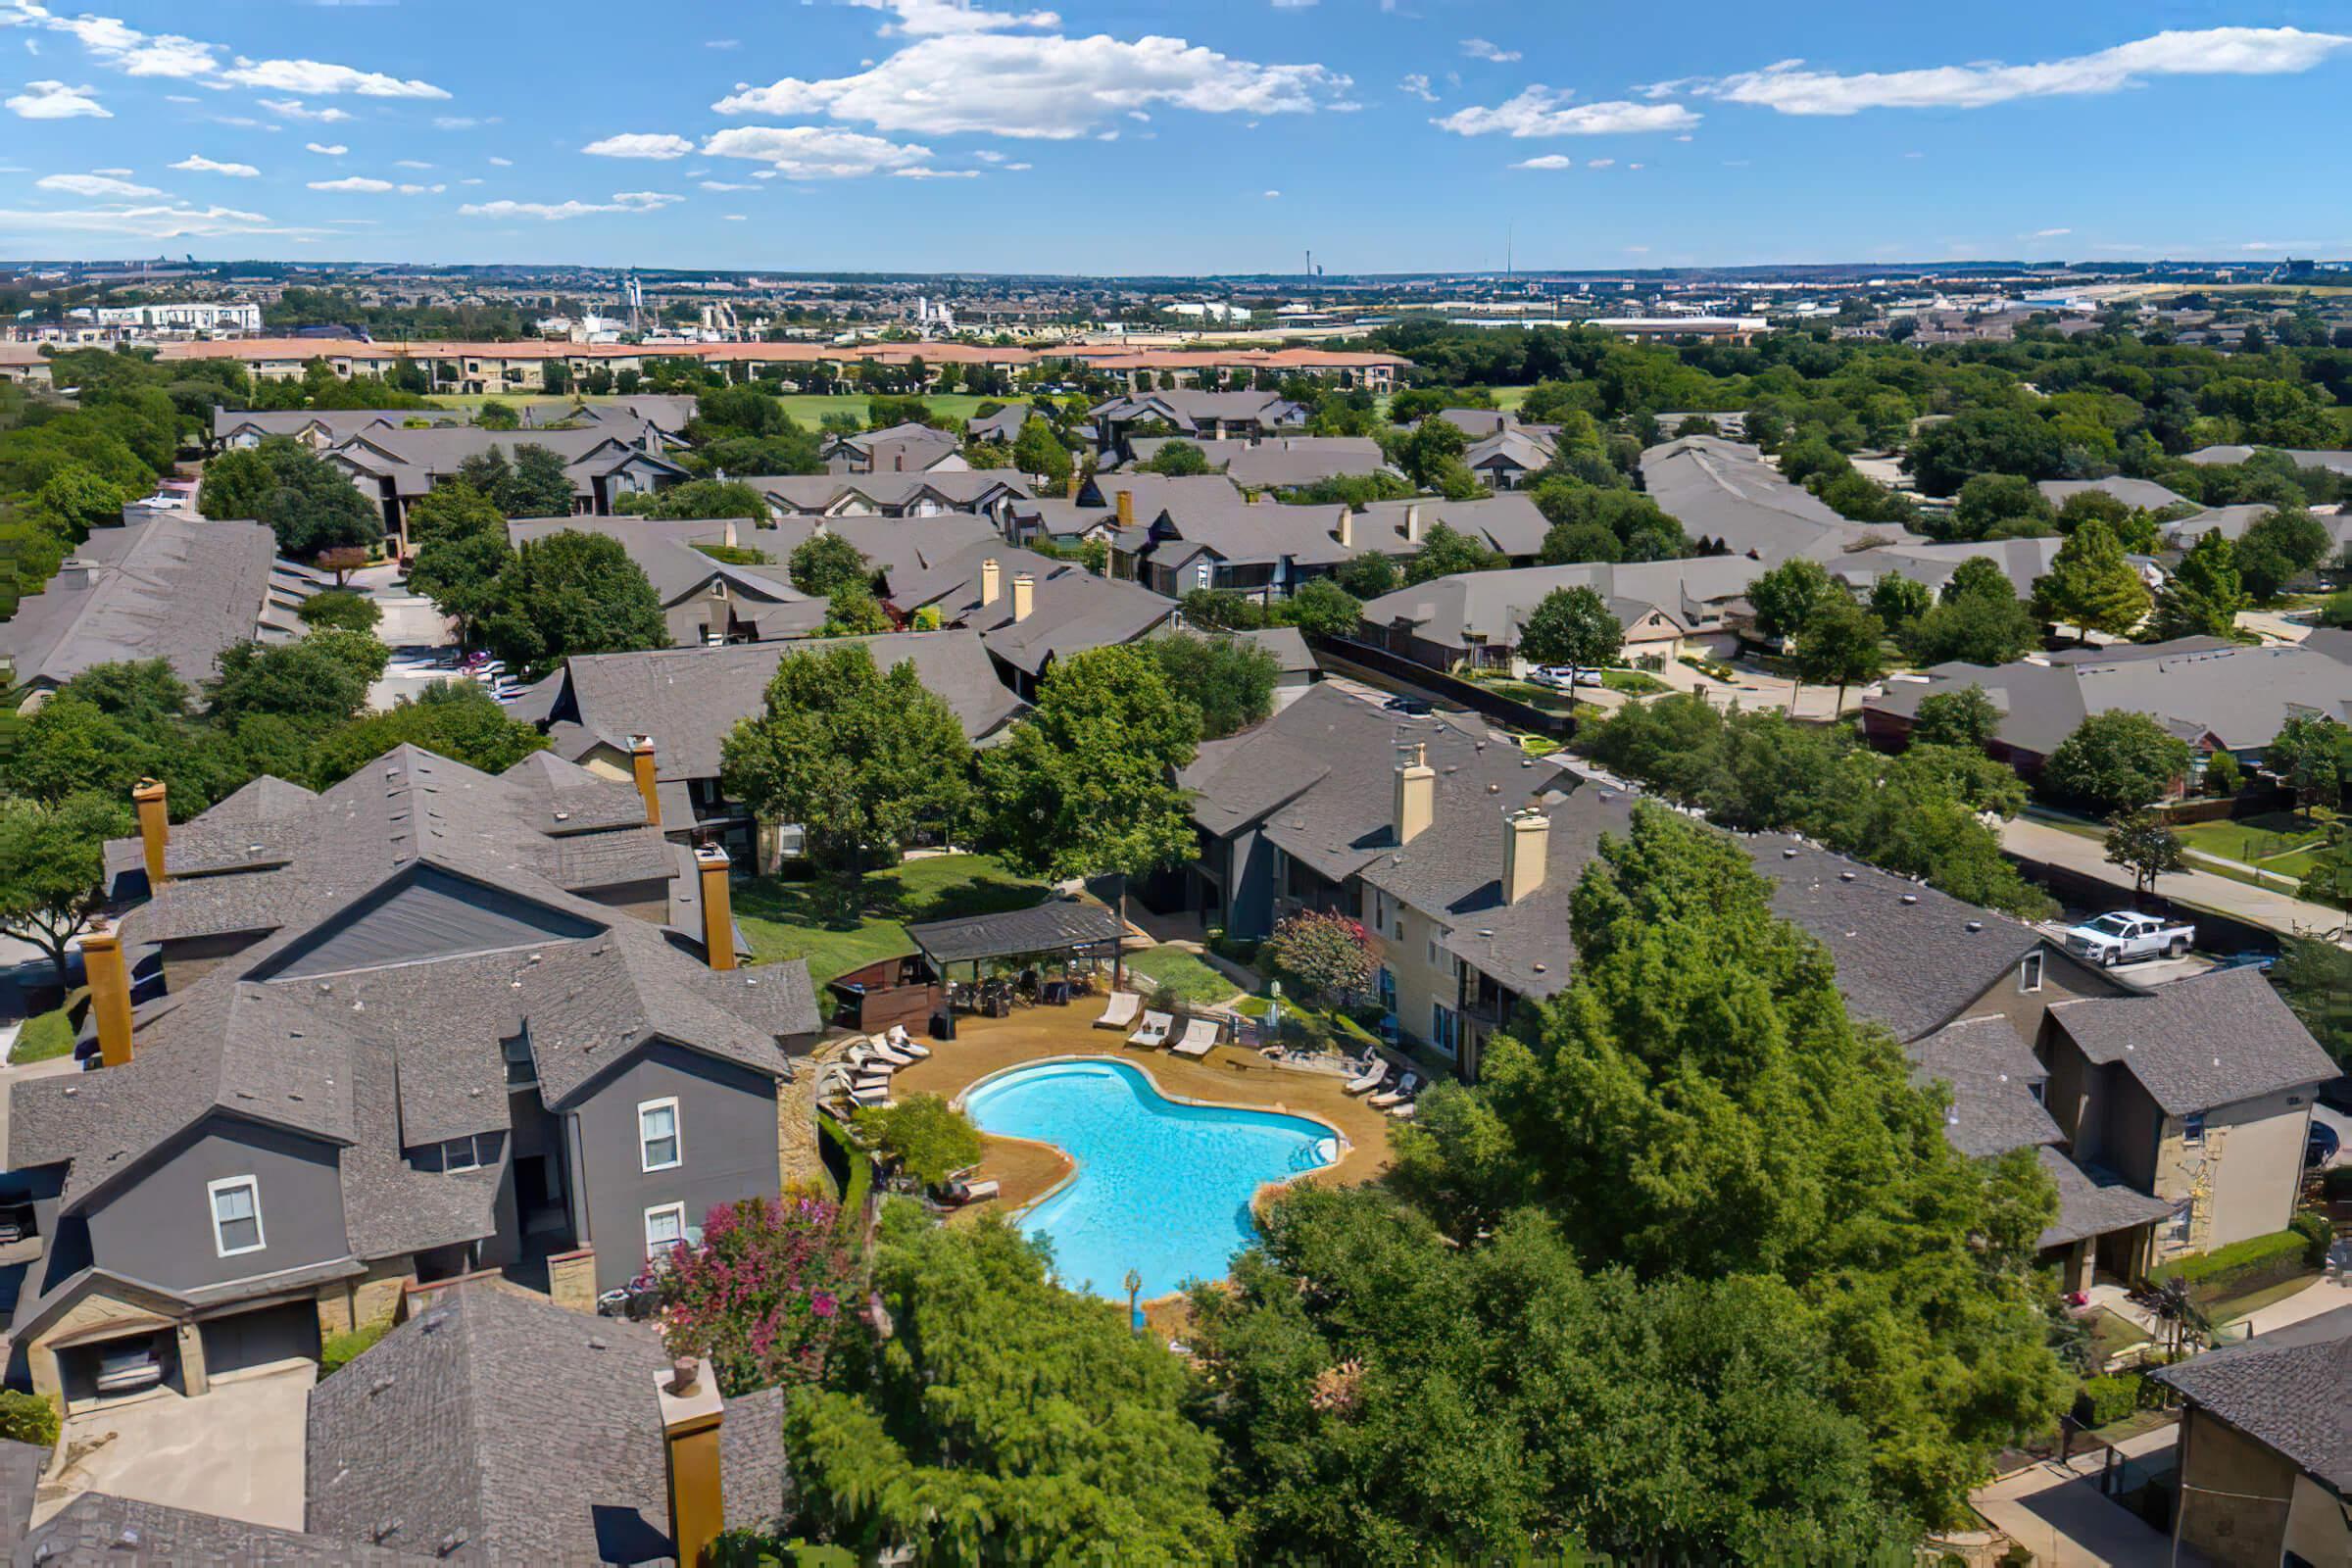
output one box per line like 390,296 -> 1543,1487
1222,824 -> 1281,942
82,1115 -> 349,1293
569,1041 -> 779,1292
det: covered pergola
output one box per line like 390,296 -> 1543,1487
905,900 -> 1128,993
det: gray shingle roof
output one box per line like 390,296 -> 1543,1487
1744,836 -> 2046,1042
2048,966 -> 2339,1115
1908,1014 -> 2061,1158
2038,477 -> 2191,512
213,407 -> 462,443
1220,437 -> 1394,490
1413,785 -> 1641,1000
2034,1147 -> 2176,1249
20,1491 -> 431,1566
306,1282 -> 788,1564
751,470 -> 1028,514
504,517 -> 813,621
906,900 -> 1123,963
1353,494 -> 1553,559
1831,536 -> 2066,603
1359,557 -> 1765,654
1640,436 -> 1924,563
0,511 -> 301,690
0,1438 -> 42,1557
2151,1305 -> 2352,1487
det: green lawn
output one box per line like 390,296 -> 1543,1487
2176,810 -> 2332,876
11,995 -> 78,1064
1600,669 -> 1669,695
770,393 -> 999,428
734,854 -> 1048,986
1121,948 -> 1237,1007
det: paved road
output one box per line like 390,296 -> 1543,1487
2001,817 -> 2350,944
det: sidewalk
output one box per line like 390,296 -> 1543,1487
1971,1456 -> 2200,1568
2001,817 -> 2350,943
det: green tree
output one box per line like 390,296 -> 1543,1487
1403,521 -> 1502,585
788,532 -> 872,599
1011,417 -> 1072,489
0,791 -> 133,987
1138,440 -> 1213,476
2104,809 -> 2186,898
2040,711 -> 2192,813
1261,908 -> 1374,1005
851,1094 -> 986,1190
2272,937 -> 2352,1065
720,643 -> 973,881
499,444 -> 578,518
978,645 -> 1199,940
2265,713 -> 2346,822
1745,557 -> 1834,643
1393,416 -> 1469,490
821,581 -> 893,637
1285,577 -> 1361,638
2233,507 -> 2332,601
405,483 -> 512,642
200,437 -> 382,560
24,464 -> 127,542
1903,577 -> 2040,667
1334,552 -> 1399,599
474,531 -> 669,677
2204,748 -> 2244,799
643,478 -> 770,520
1150,632 -> 1278,741
1515,585 -> 1622,712
297,587 -> 382,634
1953,473 -> 2052,541
475,398 -> 519,430
1792,596 -> 1886,715
1869,571 -> 1933,632
1909,685 -> 2001,750
208,630 -> 387,731
2142,530 -> 2247,642
780,1209 -> 1231,1564
2030,519 -> 2150,644
305,680 -> 549,788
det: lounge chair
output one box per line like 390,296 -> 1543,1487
1368,1072 -> 1420,1109
1385,1100 -> 1418,1121
884,1025 -> 931,1058
864,1039 -> 917,1067
946,1177 -> 1001,1205
1095,990 -> 1142,1031
1344,1056 -> 1390,1096
1128,1010 -> 1173,1049
848,1087 -> 894,1109
1170,1017 -> 1219,1057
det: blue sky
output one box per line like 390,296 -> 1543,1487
2,0 -> 2349,273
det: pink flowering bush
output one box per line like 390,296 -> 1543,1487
655,1192 -> 860,1396
1263,909 -> 1375,1006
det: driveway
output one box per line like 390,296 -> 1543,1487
1971,1452 -> 2202,1567
1645,657 -> 1857,721
38,1363 -> 314,1531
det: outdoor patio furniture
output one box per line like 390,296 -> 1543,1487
1369,1072 -> 1421,1109
1344,1056 -> 1390,1095
884,1025 -> 931,1058
1170,1017 -> 1220,1057
946,1177 -> 1001,1205
864,1038 -> 917,1067
1128,1009 -> 1173,1049
1386,1101 -> 1418,1121
1095,990 -> 1142,1030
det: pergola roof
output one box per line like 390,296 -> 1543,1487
905,902 -> 1124,965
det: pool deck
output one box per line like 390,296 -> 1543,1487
875,1007 -> 1400,1216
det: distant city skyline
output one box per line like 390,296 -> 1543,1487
2,0 -> 2348,272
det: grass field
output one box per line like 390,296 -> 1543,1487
1121,948 -> 1237,1007
734,853 -> 1047,986
2176,809 -> 2332,878
11,994 -> 78,1063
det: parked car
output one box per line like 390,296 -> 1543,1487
2309,1118 -> 2341,1169
0,1203 -> 31,1244
2060,911 -> 2195,967
93,1340 -> 164,1396
1528,665 -> 1602,690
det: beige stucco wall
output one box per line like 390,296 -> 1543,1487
2176,1406 -> 2300,1567
2153,1090 -> 2314,1257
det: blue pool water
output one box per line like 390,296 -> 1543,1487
961,1057 -> 1338,1301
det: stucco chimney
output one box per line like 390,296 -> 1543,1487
1404,503 -> 1426,544
656,1356 -> 725,1568
1011,572 -> 1034,623
1334,510 -> 1353,549
696,845 -> 736,971
630,736 -> 662,829
979,558 -> 1001,607
1502,808 -> 1548,906
1393,742 -> 1434,846
1115,489 -> 1135,529
84,920 -> 134,1068
132,777 -> 169,888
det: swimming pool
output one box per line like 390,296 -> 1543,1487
960,1057 -> 1340,1301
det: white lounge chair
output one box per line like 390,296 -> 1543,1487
947,1177 -> 1000,1205
1344,1056 -> 1390,1096
1095,990 -> 1142,1031
1128,1010 -> 1173,1049
1385,1100 -> 1418,1121
864,1039 -> 917,1067
847,1084 -> 893,1108
1368,1072 -> 1420,1109
884,1025 -> 931,1058
1170,1017 -> 1219,1057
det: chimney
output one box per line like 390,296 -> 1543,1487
1404,503 -> 1425,544
696,845 -> 736,971
1115,489 -> 1135,529
1502,808 -> 1548,906
979,558 -> 1001,607
1334,510 -> 1353,549
132,777 -> 169,888
1011,572 -> 1034,623
84,920 -> 134,1068
1393,743 -> 1434,846
656,1356 -> 725,1568
631,736 -> 662,829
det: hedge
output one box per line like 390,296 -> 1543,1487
2148,1226 -> 2312,1299
0,1389 -> 58,1447
2075,1372 -> 2147,1429
2289,1210 -> 2333,1268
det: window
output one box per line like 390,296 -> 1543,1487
2018,951 -> 2044,994
1430,1003 -> 1460,1059
2182,1113 -> 2205,1147
441,1135 -> 488,1173
639,1098 -> 681,1172
644,1202 -> 687,1261
208,1177 -> 265,1257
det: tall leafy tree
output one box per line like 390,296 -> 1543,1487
720,643 -> 973,881
1902,564 -> 2039,667
1285,577 -> 1361,638
1011,416 -> 1072,488
1515,585 -> 1622,712
474,530 -> 667,677
1909,685 -> 2001,750
199,436 -> 382,560
208,631 -> 388,731
2039,710 -> 2192,813
2104,809 -> 2186,898
2142,530 -> 2247,642
788,532 -> 872,598
2233,507 -> 2332,601
1745,557 -> 1834,643
1792,596 -> 1886,715
305,680 -> 549,788
1869,570 -> 1933,632
0,791 -> 133,987
1139,440 -> 1213,476
2030,519 -> 2150,644
1150,631 -> 1279,740
1403,521 -> 1502,585
2265,713 -> 2346,822
405,483 -> 512,643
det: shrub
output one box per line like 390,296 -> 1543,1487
319,1318 -> 391,1378
655,1192 -> 860,1396
1145,983 -> 1180,1015
0,1389 -> 58,1447
2203,750 -> 2243,798
2289,1209 -> 2334,1268
851,1093 -> 984,1190
2075,1372 -> 2145,1428
2148,1227 -> 2313,1299
1262,909 -> 1375,1006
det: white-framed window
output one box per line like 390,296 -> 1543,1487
638,1098 -> 682,1172
2019,951 -> 2044,994
2182,1112 -> 2206,1147
208,1176 -> 266,1257
441,1135 -> 488,1173
645,1201 -> 687,1260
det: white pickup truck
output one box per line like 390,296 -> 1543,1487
2060,910 -> 2196,967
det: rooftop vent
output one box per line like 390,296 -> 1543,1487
1900,894 -> 1918,905
1965,920 -> 1983,933
1782,847 -> 1798,858
1838,871 -> 1855,882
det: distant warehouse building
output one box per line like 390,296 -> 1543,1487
93,302 -> 263,335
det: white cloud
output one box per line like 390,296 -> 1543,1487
6,77 -> 106,117
37,171 -> 158,194
487,155 -> 512,166
307,174 -> 393,191
1693,26 -> 2351,115
722,212 -> 746,220
1460,37 -> 1519,63
698,179 -> 756,190
2028,225 -> 2072,238
458,176 -> 481,184
2,2 -> 452,96
1260,188 -> 1279,197
1511,154 -> 1573,170
714,30 -> 1348,138
1004,160 -> 1031,170
611,189 -> 682,207
394,158 -> 432,169
973,148 -> 1005,161
0,200 -> 295,236
894,166 -> 978,178
581,131 -> 695,159
1586,157 -> 1614,168
1398,72 -> 1433,101
702,124 -> 934,177
706,37 -> 739,49
304,140 -> 346,154
90,165 -> 128,174
222,58 -> 446,97
849,0 -> 1060,36
432,115 -> 489,128
1435,86 -> 1698,136
460,193 -> 678,220
171,153 -> 258,175
259,97 -> 352,122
